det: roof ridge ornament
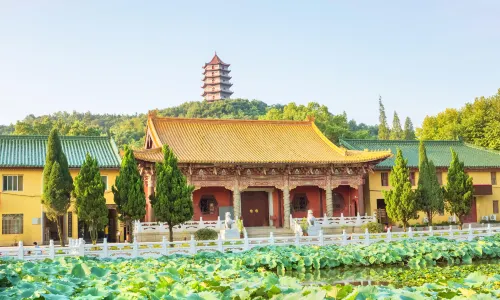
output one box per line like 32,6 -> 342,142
305,115 -> 315,122
148,110 -> 158,118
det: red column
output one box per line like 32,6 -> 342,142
357,184 -> 365,215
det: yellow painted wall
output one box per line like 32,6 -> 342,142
367,170 -> 500,225
0,168 -> 120,246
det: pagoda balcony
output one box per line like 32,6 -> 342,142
202,73 -> 231,78
201,83 -> 233,88
202,90 -> 234,96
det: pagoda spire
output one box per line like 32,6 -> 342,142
202,53 -> 233,102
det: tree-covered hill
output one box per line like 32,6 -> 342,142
2,99 -> 378,149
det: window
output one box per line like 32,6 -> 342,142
381,172 -> 389,186
492,172 -> 497,185
436,172 -> 443,185
68,212 -> 73,238
333,193 -> 345,211
292,194 -> 308,212
101,176 -> 108,191
2,214 -> 23,234
211,72 -> 214,76
494,200 -> 499,214
410,172 -> 416,186
199,195 -> 218,215
146,135 -> 153,149
211,65 -> 214,69
2,175 -> 23,191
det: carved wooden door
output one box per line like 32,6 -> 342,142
241,191 -> 269,227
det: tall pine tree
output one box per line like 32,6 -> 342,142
444,148 -> 474,229
151,145 -> 194,242
73,154 -> 108,244
378,96 -> 390,140
112,148 -> 146,241
42,129 -> 73,246
383,148 -> 418,231
416,141 -> 444,225
403,117 -> 416,140
390,112 -> 404,140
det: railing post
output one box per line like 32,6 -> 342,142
78,238 -> 85,256
216,216 -> 221,230
468,224 -> 473,241
364,228 -> 370,246
356,213 -> 361,226
217,234 -> 223,252
18,241 -> 24,260
408,227 -> 413,238
189,235 -> 196,254
295,232 -> 300,246
162,236 -> 168,256
318,230 -> 324,246
386,229 -> 392,243
429,226 -> 434,237
269,232 -> 275,245
340,213 -> 345,225
342,230 -> 347,246
49,240 -> 55,259
449,225 -> 453,238
103,238 -> 108,258
487,223 -> 492,236
199,216 -> 204,229
132,237 -> 138,258
243,229 -> 249,251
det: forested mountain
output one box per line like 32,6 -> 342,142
2,99 -> 378,149
417,89 -> 500,150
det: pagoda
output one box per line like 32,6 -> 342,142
202,53 -> 233,102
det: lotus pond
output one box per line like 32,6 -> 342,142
3,236 -> 500,299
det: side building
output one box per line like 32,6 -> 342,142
0,135 -> 122,246
340,139 -> 500,224
133,113 -> 391,228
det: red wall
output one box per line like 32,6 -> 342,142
290,186 -> 323,219
192,187 -> 232,221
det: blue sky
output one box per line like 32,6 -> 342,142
1,1 -> 499,127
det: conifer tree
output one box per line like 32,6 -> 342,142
42,129 -> 73,246
444,149 -> 474,229
151,145 -> 194,242
112,148 -> 146,241
416,141 -> 444,225
73,154 -> 108,244
378,96 -> 390,140
390,112 -> 404,140
404,117 -> 416,140
383,148 -> 418,231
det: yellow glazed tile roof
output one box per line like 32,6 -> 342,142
134,116 -> 391,164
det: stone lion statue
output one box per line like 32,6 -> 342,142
224,212 -> 235,229
307,210 -> 316,226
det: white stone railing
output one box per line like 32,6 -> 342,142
290,213 -> 377,234
2,224 -> 499,261
134,217 -> 223,234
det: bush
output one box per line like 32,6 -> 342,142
194,228 -> 218,241
360,222 -> 384,233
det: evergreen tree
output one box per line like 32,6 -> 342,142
383,148 -> 418,231
150,145 -> 194,242
42,129 -> 73,246
403,117 -> 416,140
444,148 -> 474,229
390,112 -> 404,140
416,141 -> 444,225
378,96 -> 390,140
73,154 -> 108,244
112,148 -> 146,241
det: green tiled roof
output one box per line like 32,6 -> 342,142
0,135 -> 121,168
340,139 -> 500,170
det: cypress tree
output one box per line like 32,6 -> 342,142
403,117 -> 416,140
383,148 -> 418,231
444,148 -> 474,229
390,111 -> 404,140
73,154 -> 108,244
112,148 -> 146,241
151,145 -> 194,242
42,129 -> 73,246
378,96 -> 390,140
416,141 -> 444,225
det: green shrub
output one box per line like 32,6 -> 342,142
194,228 -> 218,241
360,222 -> 384,233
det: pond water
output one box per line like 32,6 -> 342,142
280,259 -> 500,288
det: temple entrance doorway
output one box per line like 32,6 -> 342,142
241,191 -> 269,227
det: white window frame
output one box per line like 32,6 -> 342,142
101,175 -> 108,191
2,214 -> 23,234
2,175 -> 24,192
